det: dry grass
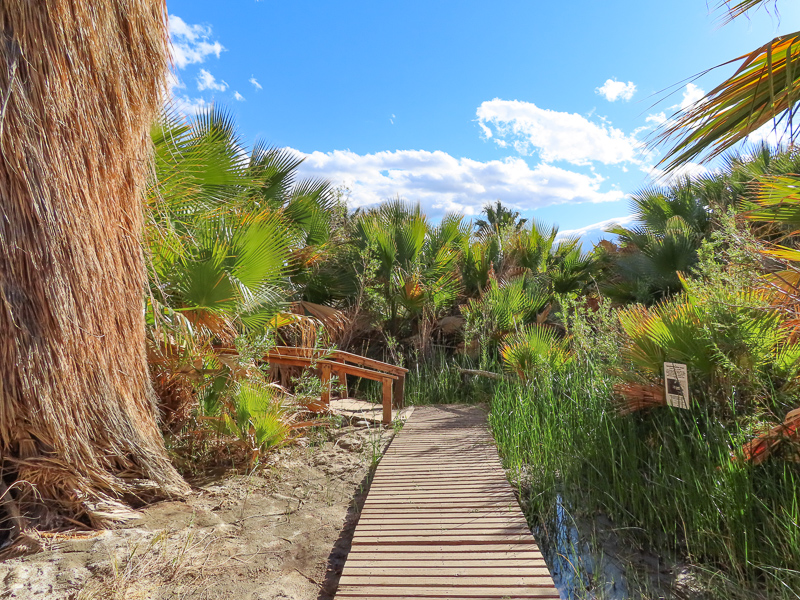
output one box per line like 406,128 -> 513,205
74,529 -> 217,600
0,0 -> 188,532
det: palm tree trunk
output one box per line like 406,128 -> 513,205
0,0 -> 189,529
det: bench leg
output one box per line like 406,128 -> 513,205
393,376 -> 404,409
382,377 -> 392,425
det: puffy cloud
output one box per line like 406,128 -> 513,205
233,91 -> 245,102
173,95 -> 209,116
168,15 -> 225,69
644,161 -> 710,185
596,79 -> 637,102
196,69 -> 228,92
746,119 -> 788,146
556,214 -> 637,244
293,148 -> 625,218
166,71 -> 185,93
678,83 -> 706,110
249,76 -> 262,90
477,99 -> 644,166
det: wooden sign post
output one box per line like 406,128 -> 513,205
664,362 -> 690,409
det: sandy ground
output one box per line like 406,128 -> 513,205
0,422 -> 395,600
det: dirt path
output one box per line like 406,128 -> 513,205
0,422 -> 395,600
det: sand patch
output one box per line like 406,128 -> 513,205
0,422 -> 394,600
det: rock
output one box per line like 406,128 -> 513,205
338,437 -> 363,452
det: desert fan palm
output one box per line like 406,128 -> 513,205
0,0 -> 189,531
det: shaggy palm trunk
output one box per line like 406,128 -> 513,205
0,0 -> 189,531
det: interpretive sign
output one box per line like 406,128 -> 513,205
664,362 -> 689,409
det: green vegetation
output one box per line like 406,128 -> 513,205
490,365 -> 800,597
8,1 -> 800,594
137,103 -> 800,597
8,4 -> 800,586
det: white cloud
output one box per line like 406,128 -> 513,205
167,71 -> 185,93
233,91 -> 245,102
556,215 -> 637,243
293,148 -> 625,218
678,83 -> 706,110
390,113 -> 396,125
644,161 -> 710,185
173,95 -> 210,116
249,76 -> 262,90
746,119 -> 788,146
196,69 -> 228,92
168,15 -> 225,69
596,79 -> 637,102
477,99 -> 644,166
646,112 -> 667,125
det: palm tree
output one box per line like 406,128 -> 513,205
353,199 -> 467,340
0,0 -> 188,528
507,221 -> 595,295
146,107 -> 347,414
602,179 -> 711,303
474,200 -> 527,236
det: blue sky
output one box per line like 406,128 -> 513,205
165,0 -> 800,243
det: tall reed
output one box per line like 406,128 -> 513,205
489,359 -> 800,598
405,354 -> 497,406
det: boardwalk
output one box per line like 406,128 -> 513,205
336,405 -> 559,599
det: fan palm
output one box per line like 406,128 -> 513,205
146,107 -> 349,431
353,199 -> 467,336
0,0 -> 190,528
474,200 -> 527,236
657,1 -> 800,170
462,275 -> 550,348
500,325 -> 571,380
602,180 -> 711,303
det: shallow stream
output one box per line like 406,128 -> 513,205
523,492 -> 685,599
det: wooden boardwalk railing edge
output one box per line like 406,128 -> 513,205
265,347 -> 406,425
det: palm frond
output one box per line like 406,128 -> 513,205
715,0 -> 779,25
656,31 -> 800,170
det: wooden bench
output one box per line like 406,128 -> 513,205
265,347 -> 408,425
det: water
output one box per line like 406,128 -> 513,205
529,494 -> 633,599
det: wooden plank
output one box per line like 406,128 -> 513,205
331,349 -> 409,375
364,492 -> 518,499
340,575 -> 554,586
336,587 -> 561,598
393,375 -> 404,409
341,567 -> 552,576
351,536 -> 534,545
356,518 -> 530,526
333,361 -> 399,382
333,406 -> 557,600
346,544 -> 543,553
266,355 -> 398,381
270,346 -> 408,375
354,525 -> 531,533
